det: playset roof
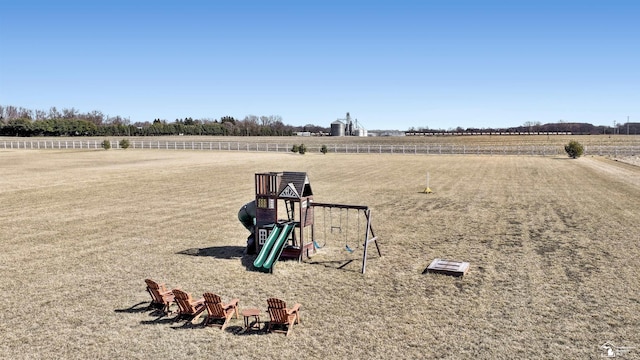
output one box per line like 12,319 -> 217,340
278,171 -> 313,198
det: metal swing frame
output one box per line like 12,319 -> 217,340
310,202 -> 381,274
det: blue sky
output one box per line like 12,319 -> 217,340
1,0 -> 638,130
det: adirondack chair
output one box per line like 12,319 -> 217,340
172,289 -> 206,324
144,279 -> 175,314
266,298 -> 301,336
202,293 -> 240,330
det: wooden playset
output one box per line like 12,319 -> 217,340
247,171 -> 381,274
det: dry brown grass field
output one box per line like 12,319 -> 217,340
151,133 -> 640,146
1,144 -> 639,359
132,133 -> 630,147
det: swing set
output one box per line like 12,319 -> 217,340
315,206 -> 360,253
309,202 -> 381,273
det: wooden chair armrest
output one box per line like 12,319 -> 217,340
287,303 -> 301,314
225,299 -> 239,308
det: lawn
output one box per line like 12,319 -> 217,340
1,147 -> 639,359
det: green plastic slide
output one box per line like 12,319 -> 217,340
262,223 -> 294,270
253,225 -> 282,268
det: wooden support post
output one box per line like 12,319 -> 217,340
361,210 -> 370,274
361,209 -> 381,274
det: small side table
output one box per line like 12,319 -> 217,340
241,308 -> 261,333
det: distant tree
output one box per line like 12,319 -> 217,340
4,105 -> 19,120
16,107 -> 33,119
272,120 -> 294,136
223,121 -> 237,135
106,115 -> 125,125
48,106 -> 61,119
70,119 -> 97,136
132,121 -> 150,128
260,116 -> 272,126
302,123 -> 327,134
34,109 -> 47,121
84,110 -> 105,125
220,116 -> 236,124
6,118 -> 33,136
241,115 -> 259,135
564,140 -> 584,159
62,107 -> 79,119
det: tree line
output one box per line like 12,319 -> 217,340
409,121 -> 640,135
0,105 -> 329,137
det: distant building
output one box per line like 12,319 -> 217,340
330,112 -> 367,136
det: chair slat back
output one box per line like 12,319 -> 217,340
145,279 -> 165,303
203,293 -> 225,317
267,298 -> 286,309
267,298 -> 288,324
172,289 -> 196,314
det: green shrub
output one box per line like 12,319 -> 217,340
102,139 -> 111,150
119,138 -> 130,149
291,144 -> 299,153
564,140 -> 584,159
320,144 -> 328,154
298,143 -> 306,154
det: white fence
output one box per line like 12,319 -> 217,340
1,139 -> 639,157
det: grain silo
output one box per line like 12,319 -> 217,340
330,112 -> 367,136
330,120 -> 345,136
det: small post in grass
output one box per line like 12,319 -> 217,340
423,172 -> 433,194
